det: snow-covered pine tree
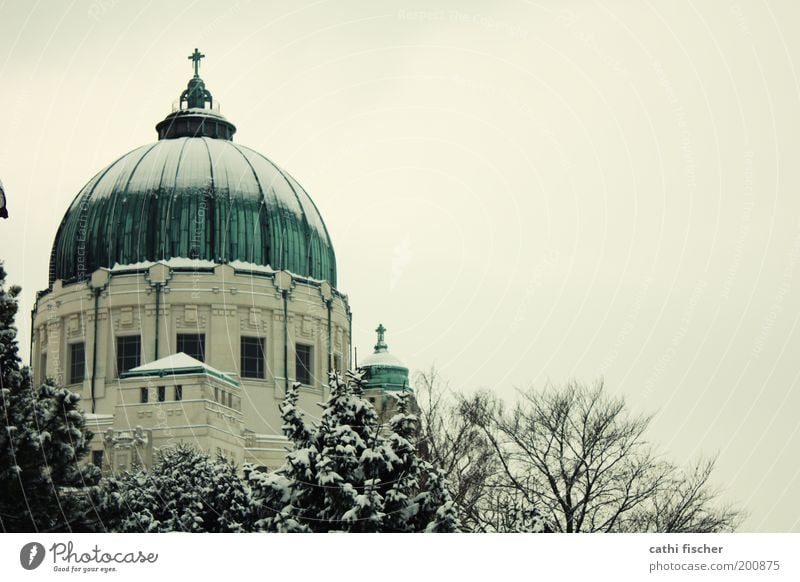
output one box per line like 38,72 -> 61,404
251,370 -> 461,532
317,370 -> 387,531
98,443 -> 254,532
0,263 -> 100,532
381,389 -> 422,532
247,381 -> 317,532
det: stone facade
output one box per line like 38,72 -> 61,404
32,260 -> 351,470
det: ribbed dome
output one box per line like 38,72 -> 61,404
48,137 -> 337,286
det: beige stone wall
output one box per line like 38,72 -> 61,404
32,263 -> 351,446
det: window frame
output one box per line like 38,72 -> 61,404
69,341 -> 86,385
295,343 -> 313,386
176,332 -> 206,362
116,335 -> 142,377
240,336 -> 266,379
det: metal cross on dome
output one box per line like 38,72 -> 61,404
188,48 -> 205,76
374,324 -> 388,352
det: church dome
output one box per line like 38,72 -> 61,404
361,324 -> 411,392
48,52 -> 336,287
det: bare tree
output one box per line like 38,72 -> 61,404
632,458 -> 744,533
415,369 -> 499,531
415,369 -> 547,532
461,379 -> 744,532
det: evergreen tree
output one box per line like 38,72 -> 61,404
249,371 -> 461,532
248,382 -> 317,532
0,263 -> 100,532
97,443 -> 254,532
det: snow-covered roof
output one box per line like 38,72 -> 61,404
111,258 -> 218,271
359,350 -> 406,368
122,352 -> 239,387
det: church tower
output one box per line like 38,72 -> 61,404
359,324 -> 413,422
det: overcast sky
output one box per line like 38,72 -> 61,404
2,0 -> 800,531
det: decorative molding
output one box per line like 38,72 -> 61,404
211,304 -> 236,317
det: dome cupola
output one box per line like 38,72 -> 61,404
361,324 -> 411,392
48,50 -> 336,287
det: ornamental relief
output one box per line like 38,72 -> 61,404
175,305 -> 208,329
296,315 -> 316,338
113,306 -> 144,330
241,307 -> 269,331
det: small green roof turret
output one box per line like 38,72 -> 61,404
361,324 -> 411,392
155,48 -> 235,140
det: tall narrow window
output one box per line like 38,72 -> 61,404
241,336 -> 265,379
296,344 -> 313,386
157,386 -> 166,402
69,342 -> 86,385
177,333 -> 205,362
333,353 -> 342,375
175,385 -> 183,401
140,387 -> 148,403
116,336 -> 141,376
92,450 -> 104,468
40,352 -> 47,383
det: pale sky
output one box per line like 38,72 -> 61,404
1,0 -> 800,531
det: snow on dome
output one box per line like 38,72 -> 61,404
48,138 -> 337,287
360,350 -> 406,368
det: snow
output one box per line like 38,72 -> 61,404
125,352 -> 238,385
228,260 -> 276,274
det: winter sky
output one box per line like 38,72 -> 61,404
1,0 -> 800,531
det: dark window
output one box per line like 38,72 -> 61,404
177,333 -> 205,362
92,450 -> 104,468
69,342 -> 86,385
175,385 -> 183,401
40,352 -> 47,383
296,344 -> 313,386
241,337 -> 265,379
333,353 -> 342,375
157,386 -> 165,402
116,336 -> 141,376
140,387 -> 148,403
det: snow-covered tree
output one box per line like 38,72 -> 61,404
0,263 -> 100,532
97,443 -> 254,532
249,371 -> 461,532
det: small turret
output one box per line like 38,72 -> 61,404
155,48 -> 236,140
360,324 -> 411,392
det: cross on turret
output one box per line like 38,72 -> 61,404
188,48 -> 205,77
374,323 -> 388,352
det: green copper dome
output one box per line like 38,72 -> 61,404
48,51 -> 336,287
361,324 -> 411,392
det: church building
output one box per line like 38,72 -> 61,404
30,50 -> 410,472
